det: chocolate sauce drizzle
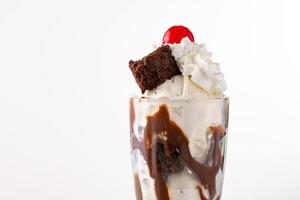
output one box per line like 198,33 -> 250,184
134,175 -> 143,200
130,103 -> 225,200
197,186 -> 208,200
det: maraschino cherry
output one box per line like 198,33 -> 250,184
162,25 -> 195,44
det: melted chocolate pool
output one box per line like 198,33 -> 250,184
130,103 -> 226,200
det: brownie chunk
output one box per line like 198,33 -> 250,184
129,45 -> 181,93
156,139 -> 184,177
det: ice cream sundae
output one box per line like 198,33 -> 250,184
129,25 -> 229,200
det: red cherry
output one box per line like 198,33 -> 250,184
162,25 -> 195,44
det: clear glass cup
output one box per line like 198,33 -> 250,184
130,97 -> 229,200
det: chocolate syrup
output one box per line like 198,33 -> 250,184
134,175 -> 143,200
197,186 -> 208,200
130,103 -> 225,200
130,99 -> 135,134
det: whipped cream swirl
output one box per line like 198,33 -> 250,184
170,37 -> 227,96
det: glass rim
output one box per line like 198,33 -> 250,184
130,96 -> 229,103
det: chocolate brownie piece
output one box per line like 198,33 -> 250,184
129,45 -> 181,93
156,139 -> 184,177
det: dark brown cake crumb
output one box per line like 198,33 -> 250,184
129,45 -> 181,93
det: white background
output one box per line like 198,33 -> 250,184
0,0 -> 300,199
